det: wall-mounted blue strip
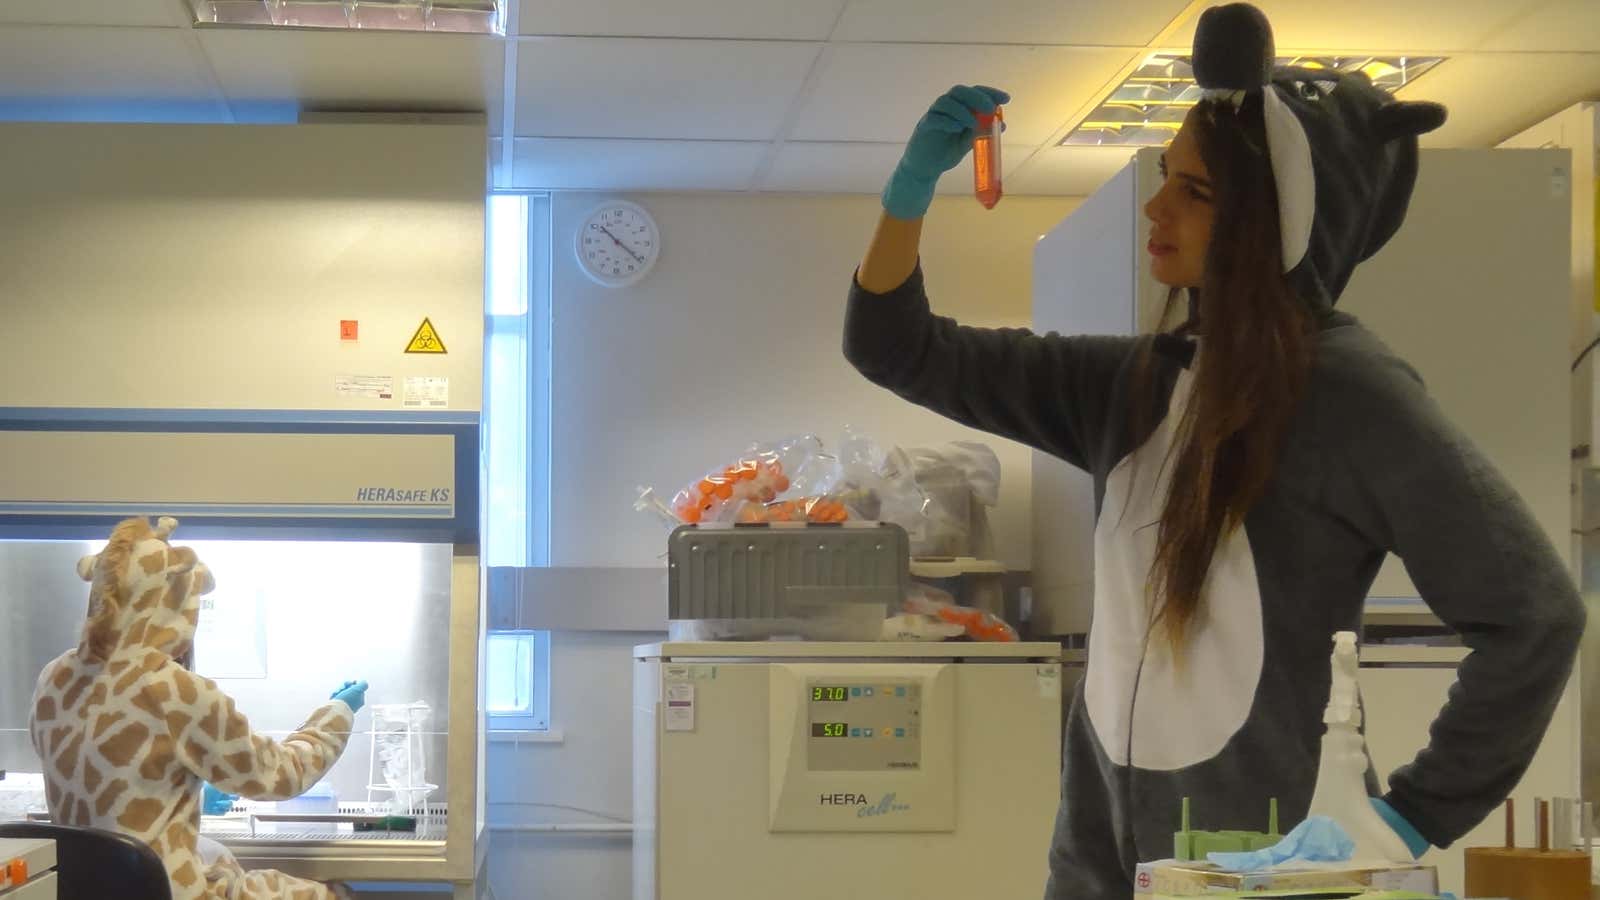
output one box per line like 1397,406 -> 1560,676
0,517 -> 463,544
0,407 -> 478,431
0,502 -> 454,517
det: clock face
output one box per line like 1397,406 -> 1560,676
576,202 -> 659,287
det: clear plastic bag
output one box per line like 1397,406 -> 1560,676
665,435 -> 818,525
904,442 -> 1001,557
637,429 -> 932,535
903,584 -> 1017,642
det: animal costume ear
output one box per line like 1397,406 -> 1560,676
79,518 -> 149,663
1192,2 -> 1274,90
1375,101 -> 1448,141
167,546 -> 199,574
1187,2 -> 1446,306
194,564 -> 216,596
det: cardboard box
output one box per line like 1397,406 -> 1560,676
1134,858 -> 1439,896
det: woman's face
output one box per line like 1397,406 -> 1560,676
1143,118 -> 1215,289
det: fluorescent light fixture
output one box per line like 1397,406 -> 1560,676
192,0 -> 504,34
1061,53 -> 1445,147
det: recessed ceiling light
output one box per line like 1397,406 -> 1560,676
1060,53 -> 1445,147
191,0 -> 504,35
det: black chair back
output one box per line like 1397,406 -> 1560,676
0,822 -> 172,900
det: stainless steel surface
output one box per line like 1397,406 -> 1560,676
667,523 -> 909,620
443,547 -> 484,881
0,540 -> 99,773
487,566 -> 668,631
202,803 -> 450,845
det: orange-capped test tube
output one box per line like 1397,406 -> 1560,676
974,106 -> 1003,209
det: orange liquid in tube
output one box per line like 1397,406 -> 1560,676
974,107 -> 1003,209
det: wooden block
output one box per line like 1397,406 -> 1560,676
1464,847 -> 1590,900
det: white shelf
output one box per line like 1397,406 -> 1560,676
635,641 -> 1061,661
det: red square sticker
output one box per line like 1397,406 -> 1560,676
340,320 -> 359,341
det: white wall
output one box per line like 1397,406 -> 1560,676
548,191 -> 1081,573
493,191 -> 1079,899
485,631 -> 648,900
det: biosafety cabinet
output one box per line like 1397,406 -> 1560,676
0,119 -> 489,896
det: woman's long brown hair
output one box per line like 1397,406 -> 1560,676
1133,95 -> 1317,656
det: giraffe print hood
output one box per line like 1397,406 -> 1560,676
34,515 -> 352,899
75,516 -> 215,665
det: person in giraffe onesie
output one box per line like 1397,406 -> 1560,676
29,515 -> 369,900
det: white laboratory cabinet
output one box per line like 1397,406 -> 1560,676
633,642 -> 1064,900
1029,146 -> 1579,896
1501,102 -> 1600,815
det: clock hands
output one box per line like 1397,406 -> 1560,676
599,225 -> 645,265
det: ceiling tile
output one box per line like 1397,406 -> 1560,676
762,141 -> 905,194
789,43 -> 1138,145
516,0 -> 846,40
1163,0 -> 1551,53
513,37 -> 818,140
1477,0 -> 1600,52
1410,51 -> 1600,147
1006,145 -> 1139,196
832,0 -> 1189,47
509,137 -> 766,190
0,26 -> 222,115
762,139 -> 1032,195
197,28 -> 504,131
0,0 -> 181,27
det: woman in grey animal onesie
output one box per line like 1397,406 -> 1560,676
843,4 -> 1585,897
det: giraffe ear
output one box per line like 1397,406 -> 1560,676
168,546 -> 199,574
194,564 -> 216,595
77,555 -> 97,581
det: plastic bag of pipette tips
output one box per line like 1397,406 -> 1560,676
902,583 -> 1018,642
635,429 -> 932,537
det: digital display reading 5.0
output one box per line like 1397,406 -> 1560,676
812,686 -> 848,702
811,723 -> 848,738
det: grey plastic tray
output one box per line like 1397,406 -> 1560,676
667,523 -> 909,621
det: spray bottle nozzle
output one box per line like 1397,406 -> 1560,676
1324,631 -> 1361,727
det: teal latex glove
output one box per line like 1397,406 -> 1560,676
202,782 -> 236,816
1207,815 -> 1355,871
1371,796 -> 1430,859
882,84 -> 1010,221
331,679 -> 369,713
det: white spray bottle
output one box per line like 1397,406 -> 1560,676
1303,631 -> 1413,862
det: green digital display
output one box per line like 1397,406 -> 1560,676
812,723 -> 848,738
812,686 -> 848,702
